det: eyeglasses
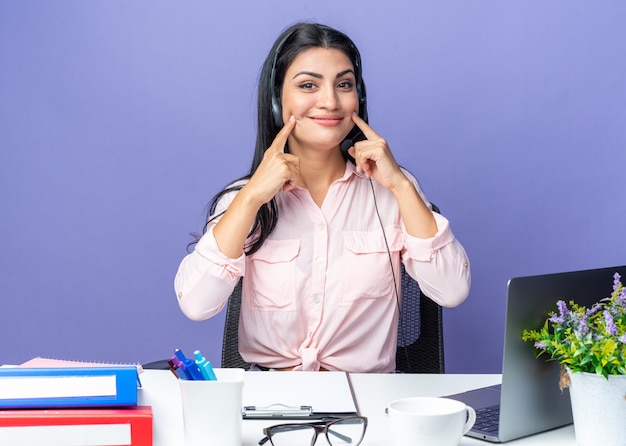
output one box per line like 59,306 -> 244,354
259,416 -> 368,446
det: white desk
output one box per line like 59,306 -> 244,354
138,370 -> 576,446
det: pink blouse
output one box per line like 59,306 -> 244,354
175,163 -> 470,372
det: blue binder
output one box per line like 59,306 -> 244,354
0,366 -> 140,409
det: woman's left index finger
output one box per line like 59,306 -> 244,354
350,112 -> 380,140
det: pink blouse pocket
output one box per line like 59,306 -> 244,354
341,227 -> 403,305
244,239 -> 300,311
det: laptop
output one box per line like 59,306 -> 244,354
445,265 -> 626,443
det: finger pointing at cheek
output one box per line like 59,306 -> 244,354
350,112 -> 381,141
269,115 -> 297,154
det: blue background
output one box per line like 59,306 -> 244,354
1,1 -> 625,373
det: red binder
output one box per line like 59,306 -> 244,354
0,405 -> 153,446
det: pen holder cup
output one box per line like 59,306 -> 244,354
178,368 -> 245,446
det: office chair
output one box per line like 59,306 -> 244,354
395,201 -> 444,373
221,203 -> 445,373
221,278 -> 250,370
394,263 -> 445,373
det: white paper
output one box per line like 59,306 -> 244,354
0,423 -> 131,446
242,371 -> 357,415
0,375 -> 117,399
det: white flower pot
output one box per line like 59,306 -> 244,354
568,371 -> 626,446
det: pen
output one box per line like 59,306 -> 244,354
174,348 -> 188,364
171,355 -> 190,380
194,350 -> 218,381
175,348 -> 204,380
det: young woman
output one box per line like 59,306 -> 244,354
175,22 -> 470,373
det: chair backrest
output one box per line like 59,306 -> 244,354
221,277 -> 250,369
394,263 -> 445,373
395,201 -> 445,373
221,203 -> 445,373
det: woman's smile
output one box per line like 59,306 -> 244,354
308,114 -> 345,127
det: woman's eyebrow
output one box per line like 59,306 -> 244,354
293,71 -> 322,80
292,69 -> 355,80
335,69 -> 355,79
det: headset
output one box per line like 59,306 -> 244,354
268,25 -> 368,128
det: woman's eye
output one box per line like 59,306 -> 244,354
298,82 -> 316,90
338,81 -> 354,89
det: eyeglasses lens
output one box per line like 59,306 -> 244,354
268,417 -> 365,446
267,424 -> 316,446
326,417 -> 366,445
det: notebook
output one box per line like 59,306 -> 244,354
445,265 -> 626,443
19,357 -> 143,373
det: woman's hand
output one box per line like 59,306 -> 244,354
346,113 -> 406,192
244,116 -> 300,206
347,113 -> 438,238
213,117 -> 300,258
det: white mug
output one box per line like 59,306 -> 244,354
387,396 -> 476,446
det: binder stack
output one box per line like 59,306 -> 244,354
0,363 -> 152,446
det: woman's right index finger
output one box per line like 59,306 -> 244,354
270,115 -> 296,151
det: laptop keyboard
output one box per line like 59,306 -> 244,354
473,405 -> 500,434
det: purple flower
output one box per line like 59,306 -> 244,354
534,341 -> 547,350
614,273 -> 622,292
587,303 -> 603,316
620,334 -> 626,344
557,300 -> 569,316
576,313 -> 589,338
550,300 -> 568,324
604,310 -> 618,336
549,313 -> 564,324
617,288 -> 626,307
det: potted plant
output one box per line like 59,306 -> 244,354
522,272 -> 626,446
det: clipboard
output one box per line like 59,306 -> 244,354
242,371 -> 359,419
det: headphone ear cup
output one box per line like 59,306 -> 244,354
358,85 -> 368,122
271,95 -> 283,127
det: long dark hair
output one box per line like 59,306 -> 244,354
190,23 -> 368,255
